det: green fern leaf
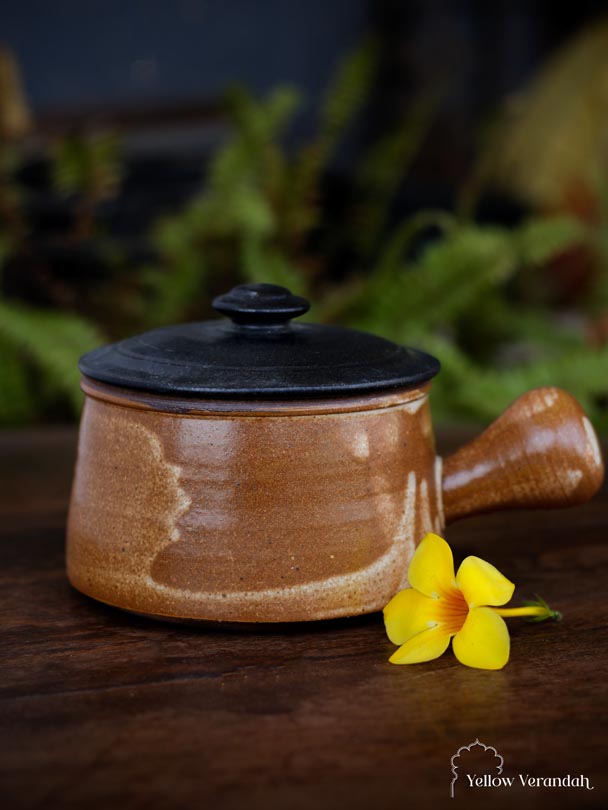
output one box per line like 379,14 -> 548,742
0,334 -> 37,425
0,301 -> 103,414
516,216 -> 587,265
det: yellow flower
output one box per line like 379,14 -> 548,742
384,533 -> 560,670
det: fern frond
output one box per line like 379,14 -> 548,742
0,300 -> 103,413
52,132 -> 122,200
141,253 -> 207,327
0,334 -> 36,424
355,93 -> 437,257
454,344 -> 608,427
354,225 -> 517,341
318,38 -> 379,151
241,239 -> 308,295
280,41 -> 379,241
516,216 -> 587,265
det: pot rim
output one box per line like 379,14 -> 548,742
81,376 -> 432,417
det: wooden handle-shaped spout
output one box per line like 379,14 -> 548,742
442,387 -> 604,524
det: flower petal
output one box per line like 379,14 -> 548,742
452,607 -> 510,670
407,533 -> 456,598
389,626 -> 452,665
383,588 -> 439,645
456,555 -> 515,607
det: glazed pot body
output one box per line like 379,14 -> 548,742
67,380 -> 442,622
67,285 -> 604,624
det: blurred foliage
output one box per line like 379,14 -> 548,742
0,300 -> 102,424
0,39 -> 607,429
485,20 -> 608,212
52,132 -> 121,239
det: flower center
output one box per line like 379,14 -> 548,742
435,586 -> 469,635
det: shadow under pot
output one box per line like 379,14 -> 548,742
67,283 -> 604,622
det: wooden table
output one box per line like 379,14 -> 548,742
1,428 -> 606,809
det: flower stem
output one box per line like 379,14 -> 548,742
492,597 -> 561,623
494,606 -> 548,618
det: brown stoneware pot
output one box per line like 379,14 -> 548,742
67,284 -> 604,622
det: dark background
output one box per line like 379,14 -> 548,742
1,0 -> 608,428
6,0 -> 606,203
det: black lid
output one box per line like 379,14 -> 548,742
79,283 -> 440,397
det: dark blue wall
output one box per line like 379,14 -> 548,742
2,0 -> 368,111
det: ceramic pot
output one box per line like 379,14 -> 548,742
66,284 -> 604,622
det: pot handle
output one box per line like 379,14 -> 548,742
442,387 -> 604,524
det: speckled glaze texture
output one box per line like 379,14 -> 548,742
442,387 -> 604,522
67,382 -> 442,622
67,382 -> 604,623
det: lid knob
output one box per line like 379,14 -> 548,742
212,283 -> 310,327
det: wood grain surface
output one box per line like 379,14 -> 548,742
1,427 -> 607,809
